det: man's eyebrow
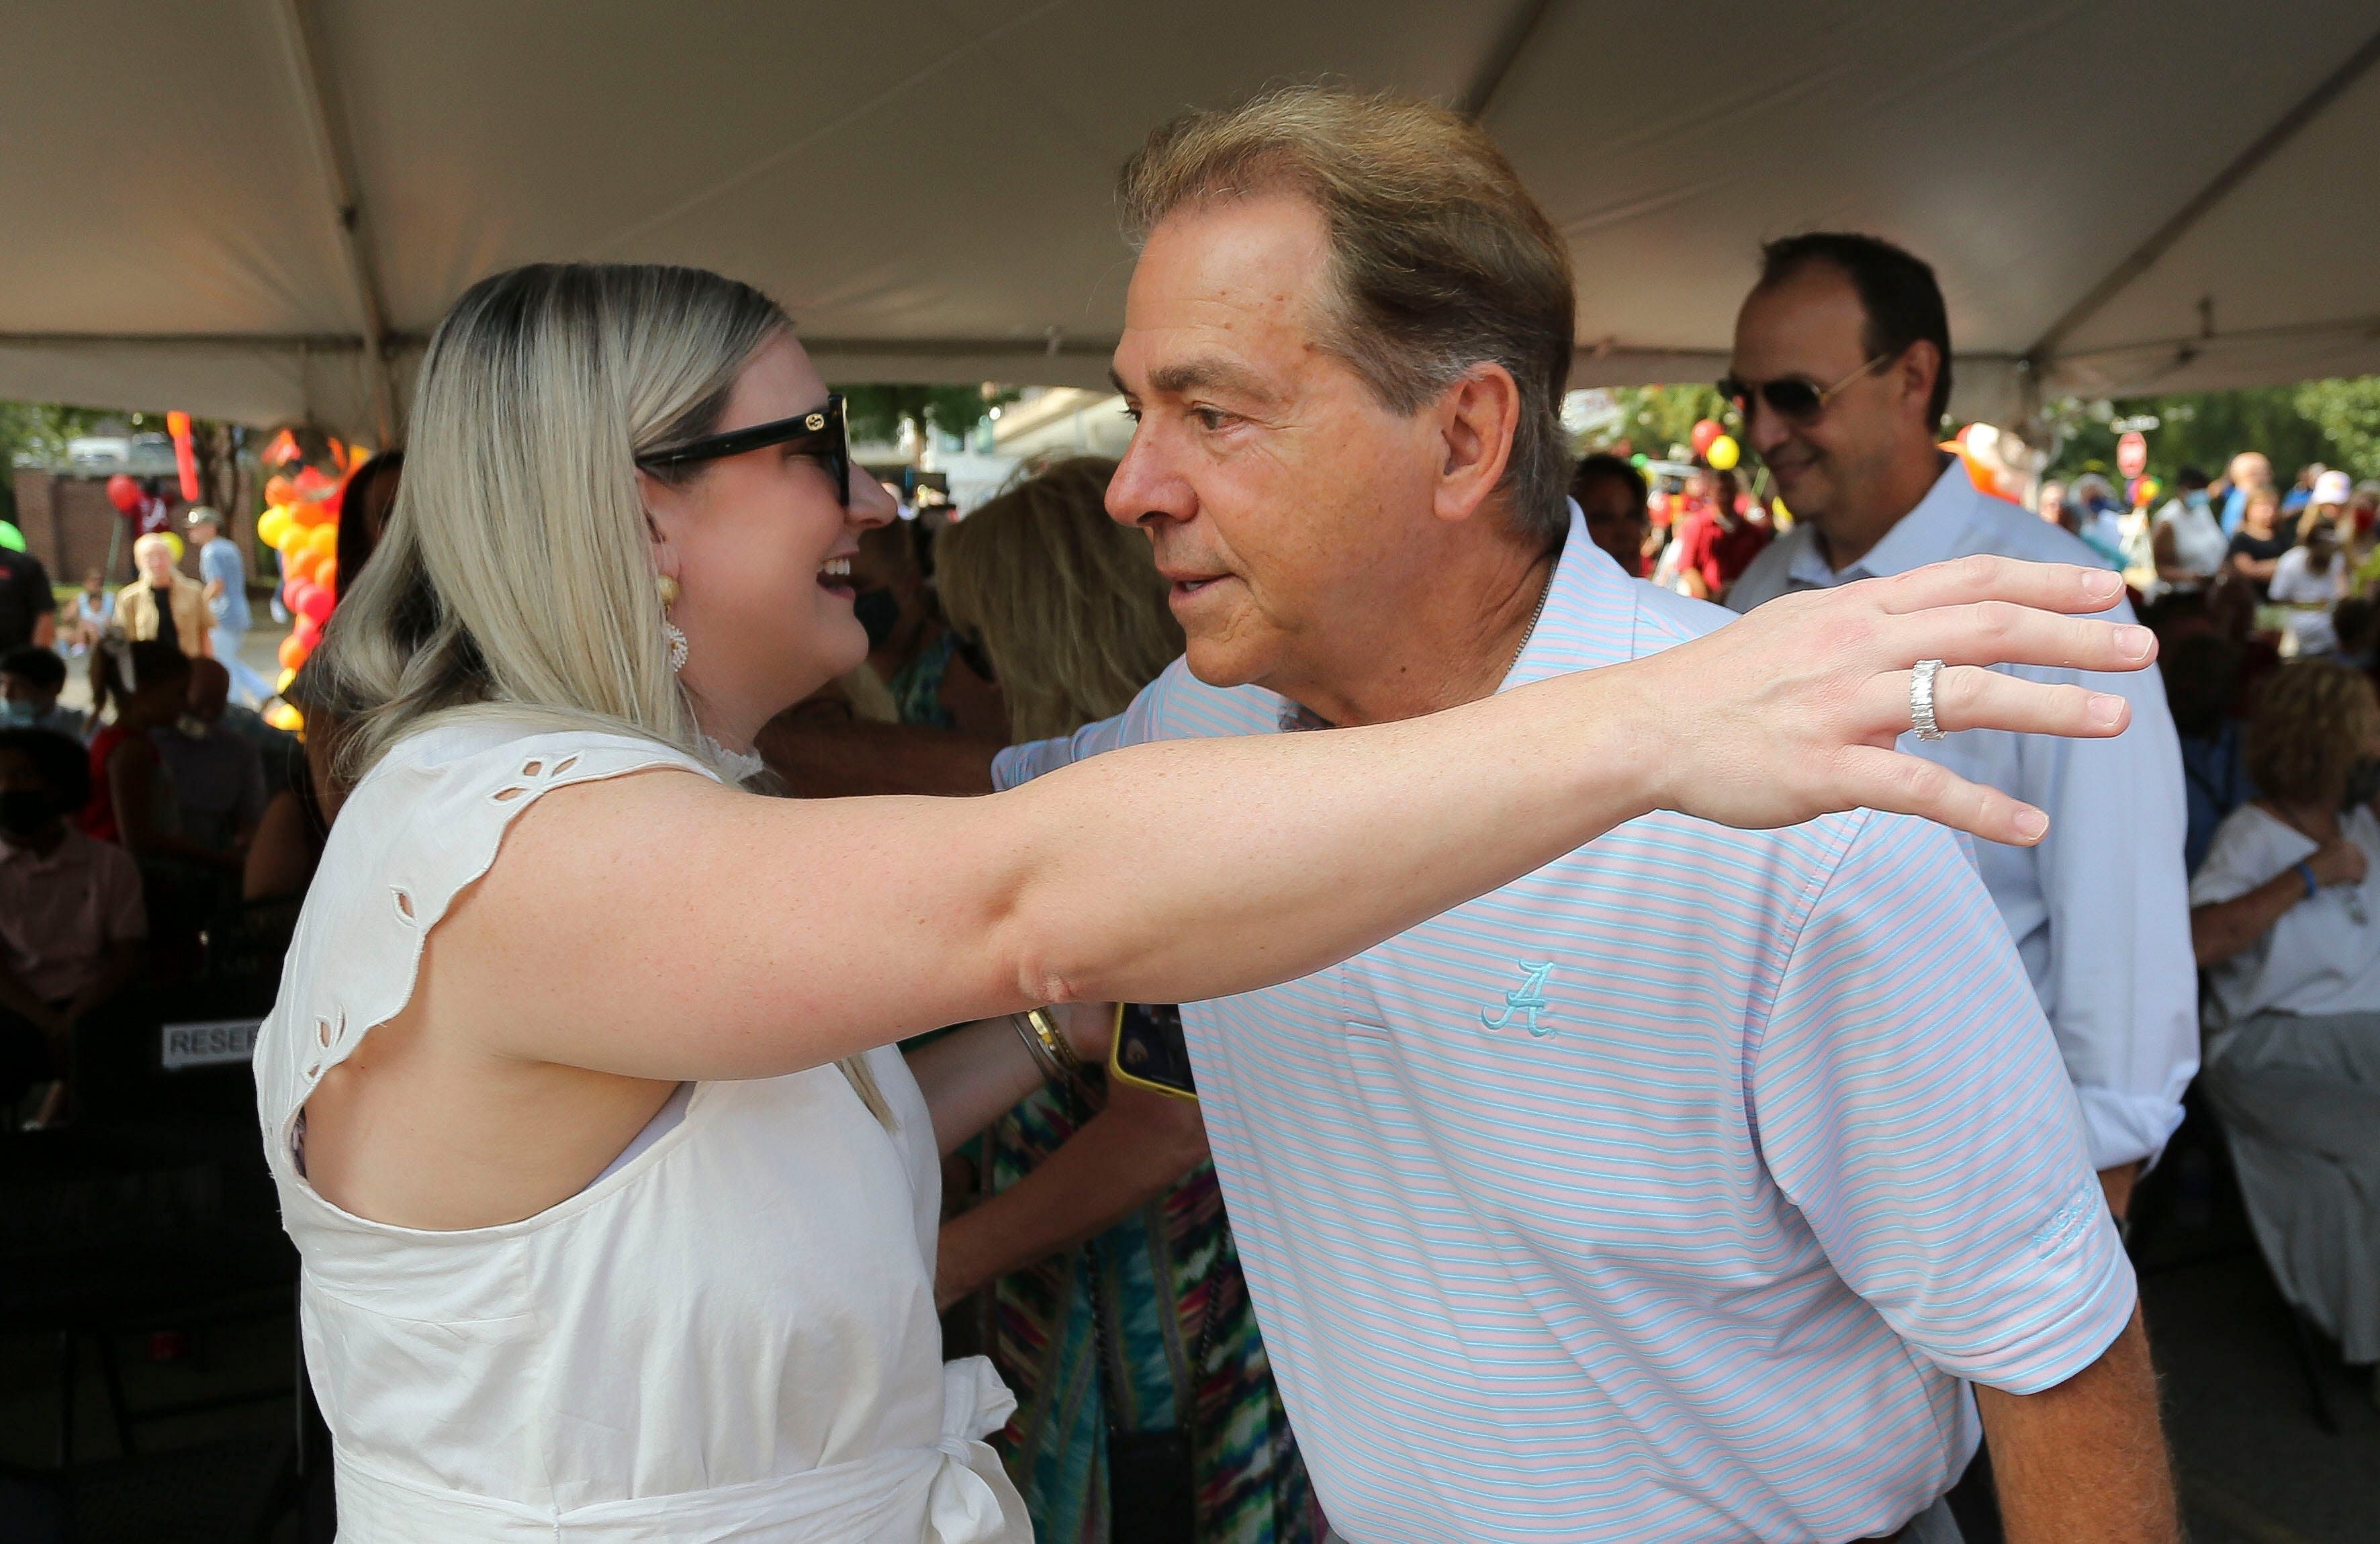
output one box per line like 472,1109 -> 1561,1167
1142,357 -> 1281,408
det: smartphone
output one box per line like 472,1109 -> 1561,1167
1107,1002 -> 1197,1101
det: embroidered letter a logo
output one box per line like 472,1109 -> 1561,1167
1481,961 -> 1556,1038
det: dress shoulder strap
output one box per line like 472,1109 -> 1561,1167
253,719 -> 716,1152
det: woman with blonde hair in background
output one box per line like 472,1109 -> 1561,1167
116,533 -> 212,660
260,260 -> 2146,1541
928,455 -> 1322,1542
2191,659 -> 2380,1367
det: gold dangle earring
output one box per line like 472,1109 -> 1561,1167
657,575 -> 688,672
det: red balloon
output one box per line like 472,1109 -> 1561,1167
106,473 -> 143,514
297,587 -> 334,625
1690,418 -> 1724,459
283,578 -> 316,613
293,613 -> 323,647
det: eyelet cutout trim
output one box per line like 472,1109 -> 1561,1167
551,755 -> 580,776
393,887 -> 416,921
316,1016 -> 333,1048
521,759 -> 543,776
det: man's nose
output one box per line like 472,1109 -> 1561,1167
1106,425 -> 1193,531
1739,398 -> 1793,459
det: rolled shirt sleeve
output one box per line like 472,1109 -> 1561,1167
1753,808 -> 2137,1392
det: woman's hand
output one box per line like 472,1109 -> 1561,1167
1624,557 -> 2153,846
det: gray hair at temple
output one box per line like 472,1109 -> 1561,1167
1117,84 -> 1576,545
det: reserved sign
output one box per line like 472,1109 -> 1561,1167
161,1018 -> 264,1071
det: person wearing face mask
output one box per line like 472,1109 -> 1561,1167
0,726 -> 146,1128
2151,467 -> 2227,598
116,533 -> 213,660
1726,233 -> 2195,1231
0,643 -> 85,739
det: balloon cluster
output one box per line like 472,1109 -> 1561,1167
1689,418 -> 1741,472
254,438 -> 368,731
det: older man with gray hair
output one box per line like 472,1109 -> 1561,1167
772,87 -> 2175,1544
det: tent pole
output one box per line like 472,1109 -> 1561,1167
2026,23 -> 2380,376
1459,0 -> 1560,121
268,0 -> 398,445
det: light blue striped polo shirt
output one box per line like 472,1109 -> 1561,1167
994,512 -> 2135,1543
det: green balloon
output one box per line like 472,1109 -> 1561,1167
1629,453 -> 1649,468
0,521 -> 23,552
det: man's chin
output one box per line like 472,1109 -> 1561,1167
1179,631 -> 1272,691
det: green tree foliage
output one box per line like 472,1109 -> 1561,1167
2044,383 -> 2369,484
1590,385 -> 1732,457
839,384 -> 1018,450
2293,378 -> 2380,481
0,402 -> 115,525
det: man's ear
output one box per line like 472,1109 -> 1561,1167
1899,340 -> 1943,427
1433,363 -> 1521,526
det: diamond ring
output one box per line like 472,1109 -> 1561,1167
1910,658 -> 1946,741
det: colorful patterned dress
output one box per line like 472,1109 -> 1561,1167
980,1080 -> 1324,1544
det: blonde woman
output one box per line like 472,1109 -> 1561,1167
116,533 -> 212,660
2191,661 -> 2380,1363
265,262 -> 2146,1541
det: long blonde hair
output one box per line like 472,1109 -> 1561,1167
935,457 -> 1183,742
317,263 -> 782,782
315,263 -> 894,1122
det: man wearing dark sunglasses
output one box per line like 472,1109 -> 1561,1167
1725,234 -> 2194,1238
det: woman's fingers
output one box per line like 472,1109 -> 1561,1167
1888,601 -> 2157,675
1865,554 -> 2127,617
1858,666 -> 2132,740
1831,743 -> 2052,846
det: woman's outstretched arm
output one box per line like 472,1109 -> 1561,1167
444,557 -> 2153,1083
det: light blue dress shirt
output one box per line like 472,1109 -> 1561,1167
1729,460 -> 2197,1171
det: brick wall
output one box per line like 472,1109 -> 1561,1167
12,469 -> 265,592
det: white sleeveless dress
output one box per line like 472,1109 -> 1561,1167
253,717 -> 1029,1542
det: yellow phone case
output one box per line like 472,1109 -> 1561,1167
1106,1002 -> 1199,1101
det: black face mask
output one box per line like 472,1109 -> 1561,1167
0,788 -> 55,839
850,588 -> 901,649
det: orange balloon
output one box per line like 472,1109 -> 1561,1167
279,635 -> 310,672
291,500 -> 333,528
265,475 -> 296,506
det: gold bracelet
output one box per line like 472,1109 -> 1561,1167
1023,1006 -> 1090,1079
1009,1013 -> 1068,1085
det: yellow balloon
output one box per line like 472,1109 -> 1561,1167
276,667 -> 298,694
161,531 -> 185,561
1706,434 -> 1741,471
305,523 -> 340,561
265,702 -> 306,733
257,508 -> 292,549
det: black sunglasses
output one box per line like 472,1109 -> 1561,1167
1717,355 -> 1890,429
635,394 -> 849,504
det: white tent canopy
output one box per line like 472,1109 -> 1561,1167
3,1 -> 2375,441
